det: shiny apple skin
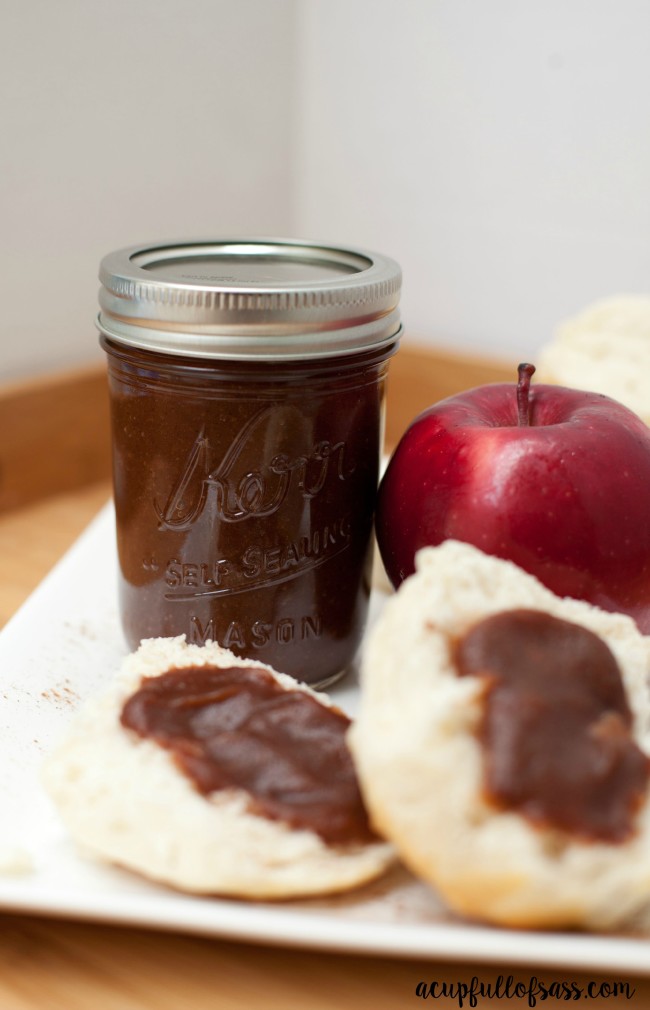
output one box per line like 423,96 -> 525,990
376,382 -> 650,632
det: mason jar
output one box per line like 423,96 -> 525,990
97,239 -> 402,688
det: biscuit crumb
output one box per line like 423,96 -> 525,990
0,844 -> 33,876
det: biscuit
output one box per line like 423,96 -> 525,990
537,296 -> 650,424
44,636 -> 393,899
349,541 -> 650,929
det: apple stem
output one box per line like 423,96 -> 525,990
517,363 -> 536,426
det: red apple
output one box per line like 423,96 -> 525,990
376,364 -> 650,632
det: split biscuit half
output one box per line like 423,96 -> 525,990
44,636 -> 393,899
349,541 -> 650,930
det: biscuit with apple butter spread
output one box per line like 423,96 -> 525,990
44,636 -> 393,899
349,540 -> 650,930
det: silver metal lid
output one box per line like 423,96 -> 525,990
97,238 -> 402,360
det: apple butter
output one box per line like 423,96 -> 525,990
98,239 -> 402,687
120,664 -> 377,845
454,609 -> 649,843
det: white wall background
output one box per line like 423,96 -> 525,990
0,0 -> 297,380
295,0 -> 650,358
2,0 -> 649,380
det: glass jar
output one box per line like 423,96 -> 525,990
97,239 -> 401,688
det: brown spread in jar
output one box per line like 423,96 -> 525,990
454,609 -> 649,842
120,664 -> 377,846
104,345 -> 387,688
98,238 -> 402,690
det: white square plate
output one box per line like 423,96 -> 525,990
1,502 -> 649,974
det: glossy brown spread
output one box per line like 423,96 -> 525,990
120,664 -> 376,846
454,609 -> 649,842
103,339 -> 391,687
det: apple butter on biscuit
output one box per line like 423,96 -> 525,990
454,608 -> 650,843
